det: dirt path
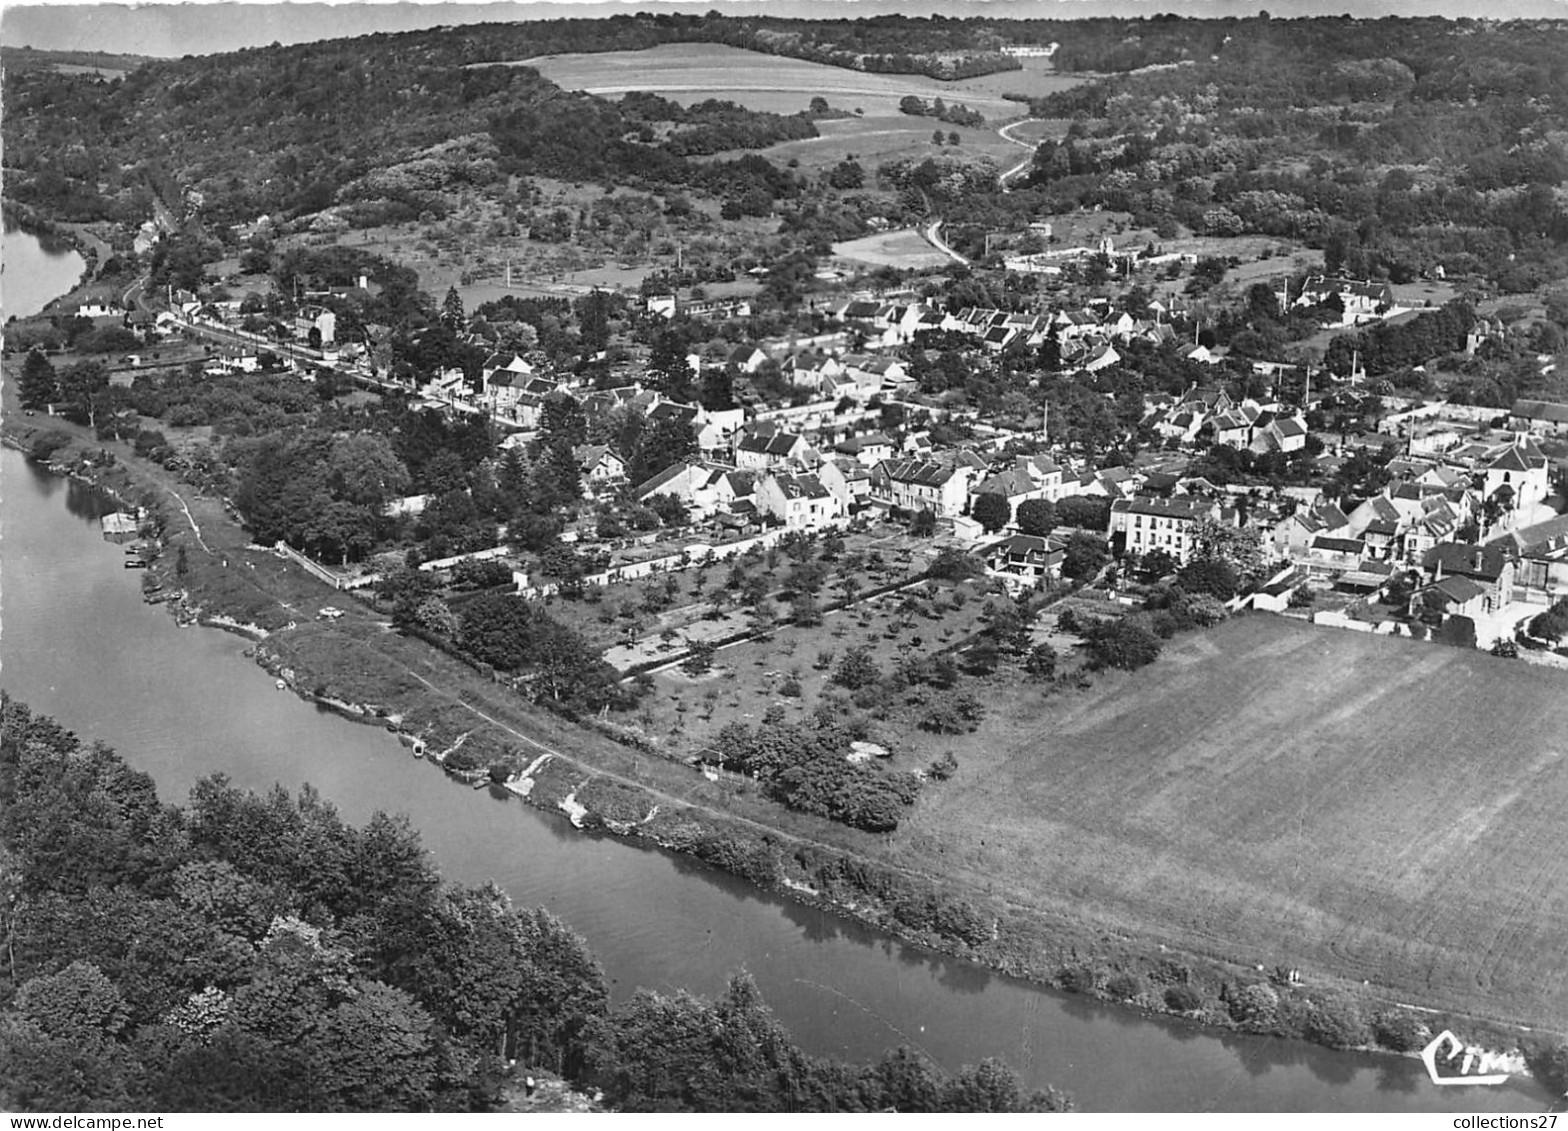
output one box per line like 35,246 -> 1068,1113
163,484 -> 211,552
997,118 -> 1045,190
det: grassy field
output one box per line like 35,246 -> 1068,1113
901,614 -> 1568,1028
758,115 -> 1024,175
517,43 -> 1027,119
832,228 -> 951,270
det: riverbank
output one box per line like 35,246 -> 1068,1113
4,413 -> 1563,1096
3,204 -> 106,303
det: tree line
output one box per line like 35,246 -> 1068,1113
0,696 -> 1069,1112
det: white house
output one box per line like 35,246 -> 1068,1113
755,471 -> 841,531
870,458 -> 975,519
1110,495 -> 1219,564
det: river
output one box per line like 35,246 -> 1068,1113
0,231 -> 1556,1113
4,223 -> 87,319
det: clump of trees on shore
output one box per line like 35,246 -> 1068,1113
0,695 -> 1069,1113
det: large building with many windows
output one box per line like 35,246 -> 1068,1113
1109,495 -> 1220,563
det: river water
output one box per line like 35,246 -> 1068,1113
0,230 -> 1555,1113
4,223 -> 87,319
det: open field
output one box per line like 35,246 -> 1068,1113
832,228 -> 951,270
944,58 -> 1089,102
756,115 -> 1024,175
901,614 -> 1568,1028
516,43 -> 1027,119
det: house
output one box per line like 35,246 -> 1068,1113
833,432 -> 895,467
735,429 -> 811,471
76,297 -> 119,318
1308,535 -> 1367,571
1414,574 -> 1491,621
981,534 -> 1064,590
1402,497 -> 1462,563
969,459 -> 1046,514
1016,453 -> 1068,503
870,458 -> 974,519
1272,501 -> 1351,559
1210,403 -> 1262,448
1510,398 -> 1568,436
1264,415 -> 1309,453
1423,541 -> 1513,613
1081,343 -> 1121,373
1109,495 -> 1219,564
788,353 -> 844,389
818,457 -> 872,513
728,345 -> 769,374
483,352 -> 534,386
574,444 -> 625,486
755,471 -> 840,531
696,407 -> 745,456
1293,275 -> 1395,319
1482,437 -> 1550,513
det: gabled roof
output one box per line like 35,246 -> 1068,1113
1512,399 -> 1568,425
1114,495 -> 1212,521
985,534 -> 1059,560
877,458 -> 961,487
650,401 -> 700,425
1312,535 -> 1366,554
767,472 -> 831,501
1486,440 -> 1547,473
1429,575 -> 1489,605
973,466 -> 1037,499
1424,541 -> 1507,581
738,431 -> 805,456
636,461 -> 694,498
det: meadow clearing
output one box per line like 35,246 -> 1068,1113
515,44 -> 1087,175
831,228 -> 953,270
898,613 -> 1568,1028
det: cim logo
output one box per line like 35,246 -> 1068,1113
1421,1030 -> 1511,1087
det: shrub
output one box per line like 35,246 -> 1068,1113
1059,965 -> 1100,995
1228,982 -> 1280,1029
1165,985 -> 1205,1013
1105,972 -> 1144,1001
832,645 -> 881,690
1370,1009 -> 1428,1052
1524,1039 -> 1568,1098
1303,993 -> 1371,1049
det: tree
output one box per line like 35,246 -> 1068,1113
19,348 -> 58,409
1190,519 -> 1266,591
629,415 -> 697,487
680,640 -> 717,677
1178,557 -> 1239,601
826,160 -> 864,190
909,508 -> 937,538
440,286 -> 465,331
1015,498 -> 1056,537
700,366 -> 735,412
832,646 -> 880,690
1061,532 -> 1109,582
947,131 -> 960,147
1055,495 -> 1110,531
971,492 -> 1011,533
55,360 -> 110,429
933,129 -> 946,146
1085,615 -> 1162,670
1024,642 -> 1057,680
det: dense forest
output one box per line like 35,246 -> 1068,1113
1021,17 -> 1568,292
0,696 -> 1070,1112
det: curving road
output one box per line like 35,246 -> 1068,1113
921,219 -> 970,267
997,118 -> 1048,191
